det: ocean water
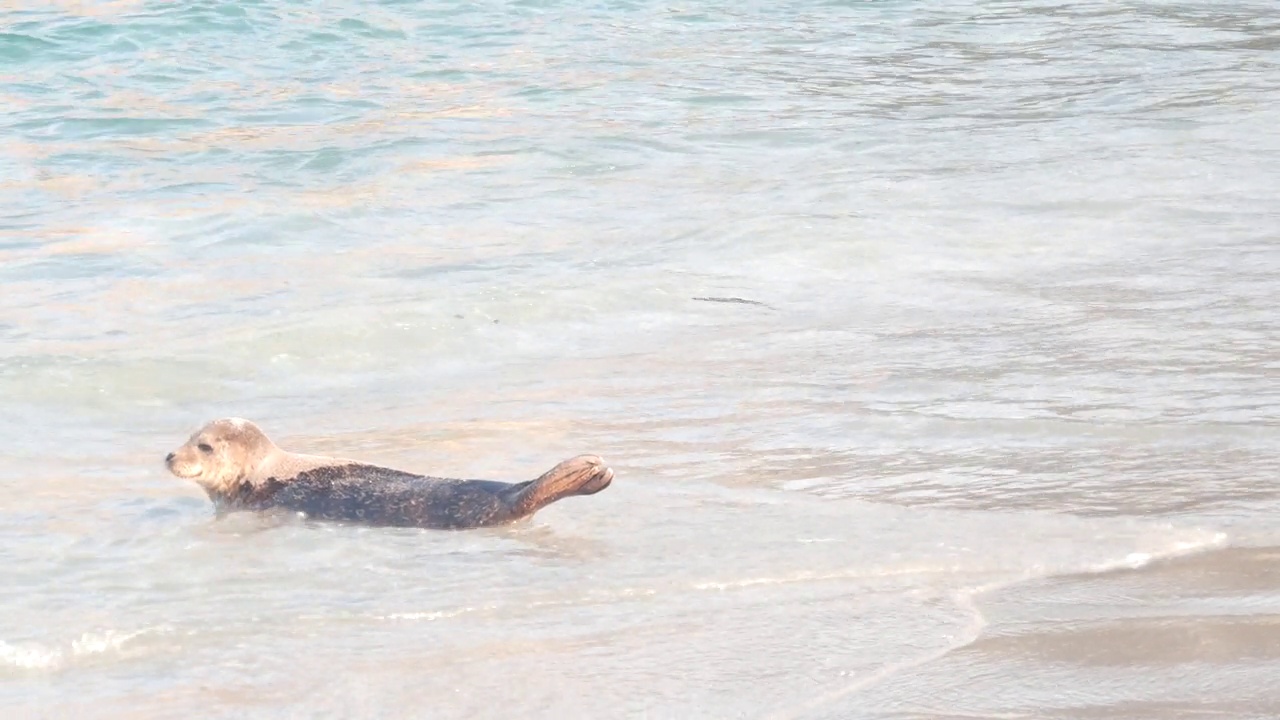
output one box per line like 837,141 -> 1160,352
2,1 -> 1279,718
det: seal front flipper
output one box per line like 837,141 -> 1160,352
505,454 -> 614,518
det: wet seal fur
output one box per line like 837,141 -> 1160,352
165,418 -> 614,530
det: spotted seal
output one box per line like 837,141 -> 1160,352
164,418 -> 614,530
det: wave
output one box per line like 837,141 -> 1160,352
0,625 -> 172,673
760,526 -> 1230,720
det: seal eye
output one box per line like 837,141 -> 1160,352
198,443 -> 214,453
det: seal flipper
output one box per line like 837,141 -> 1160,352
505,455 -> 614,518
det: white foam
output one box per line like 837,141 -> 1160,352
0,627 -> 169,672
71,630 -> 141,656
692,564 -> 967,592
1085,531 -> 1228,574
0,641 -> 62,671
377,605 -> 497,622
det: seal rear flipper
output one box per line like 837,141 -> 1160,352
507,455 -> 614,518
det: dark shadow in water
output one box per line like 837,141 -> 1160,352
692,296 -> 776,310
185,503 -> 611,562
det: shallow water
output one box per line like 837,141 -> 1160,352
2,1 -> 1279,718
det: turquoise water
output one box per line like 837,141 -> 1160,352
3,2 -> 1279,718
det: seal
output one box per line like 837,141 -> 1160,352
164,418 -> 614,530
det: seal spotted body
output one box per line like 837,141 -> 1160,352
165,418 -> 613,530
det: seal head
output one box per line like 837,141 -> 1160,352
165,417 -> 279,498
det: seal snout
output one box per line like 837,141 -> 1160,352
583,465 -> 614,494
164,442 -> 208,481
572,455 -> 613,495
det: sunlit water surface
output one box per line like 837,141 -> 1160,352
2,1 -> 1278,718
